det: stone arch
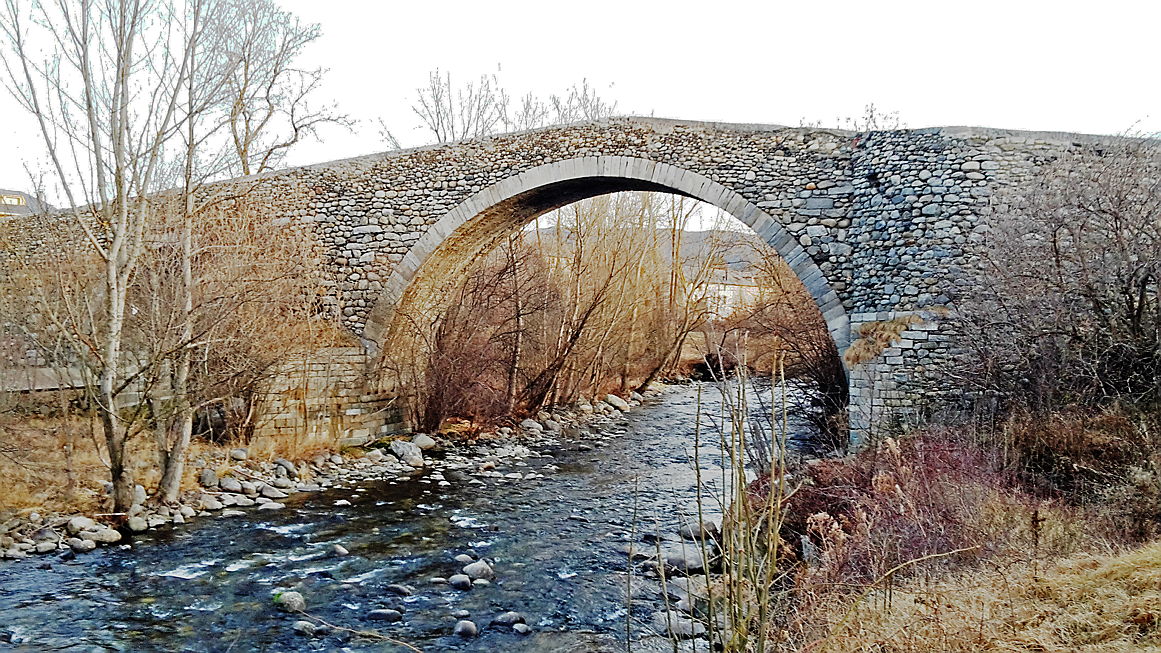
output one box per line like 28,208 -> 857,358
362,155 -> 851,359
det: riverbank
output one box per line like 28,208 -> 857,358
0,381 -> 782,650
0,388 -> 656,562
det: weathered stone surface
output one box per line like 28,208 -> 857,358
6,118 -> 1130,444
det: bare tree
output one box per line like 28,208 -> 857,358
961,135 -> 1161,410
221,0 -> 349,176
381,68 -> 618,147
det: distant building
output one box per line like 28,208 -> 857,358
704,270 -> 759,318
0,189 -> 50,219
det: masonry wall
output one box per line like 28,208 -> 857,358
252,347 -> 406,445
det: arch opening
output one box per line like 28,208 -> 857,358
363,156 -> 854,446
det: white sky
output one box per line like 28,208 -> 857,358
2,0 -> 1159,188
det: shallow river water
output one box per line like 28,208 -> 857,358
0,382 -> 808,652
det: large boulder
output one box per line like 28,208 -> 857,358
412,434 -> 437,450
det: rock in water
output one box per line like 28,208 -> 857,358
127,516 -> 148,533
652,610 -> 706,638
519,418 -> 543,432
448,574 -> 472,590
604,394 -> 630,411
453,620 -> 477,637
367,608 -> 403,622
332,543 -> 349,556
677,518 -> 720,542
492,611 -> 526,627
384,583 -> 413,596
275,591 -> 306,612
412,433 -> 437,450
292,620 -> 316,637
513,623 -> 532,635
462,559 -> 494,580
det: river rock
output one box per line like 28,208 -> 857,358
367,608 -> 402,622
543,419 -> 562,432
519,418 -> 543,432
221,510 -> 246,517
66,516 -> 97,535
384,583 -> 413,596
365,448 -> 385,463
412,434 -> 437,450
292,620 -> 317,636
332,543 -> 349,556
677,518 -> 720,542
34,541 -> 57,554
492,611 -> 526,627
66,537 -> 96,553
199,495 -> 223,510
133,484 -> 147,506
653,610 -> 706,638
198,468 -> 218,488
389,440 -> 424,466
127,516 -> 148,533
462,559 -> 493,580
448,574 -> 472,590
219,477 -> 243,493
513,623 -> 532,635
271,477 -> 295,490
274,458 -> 297,478
85,527 -> 122,544
230,448 -> 248,461
257,502 -> 285,510
275,590 -> 306,612
604,394 -> 630,411
179,505 -> 197,519
630,391 -> 645,402
453,620 -> 477,637
260,485 -> 288,499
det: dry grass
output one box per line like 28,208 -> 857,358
0,411 -> 345,518
812,541 -> 1161,652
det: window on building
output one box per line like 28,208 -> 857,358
2,195 -> 27,206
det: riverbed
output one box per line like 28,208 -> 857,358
0,382 -> 809,652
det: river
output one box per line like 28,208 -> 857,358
0,381 -> 811,652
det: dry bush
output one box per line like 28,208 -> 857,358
777,428 -> 1098,646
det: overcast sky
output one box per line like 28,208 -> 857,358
2,0 -> 1158,188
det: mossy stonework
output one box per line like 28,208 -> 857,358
2,117 -> 1123,442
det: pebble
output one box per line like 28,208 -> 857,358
292,620 -> 316,636
448,574 -> 472,590
384,584 -> 413,596
332,544 -> 349,556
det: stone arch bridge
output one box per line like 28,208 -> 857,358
244,117 -> 1096,442
2,117 -> 1110,443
